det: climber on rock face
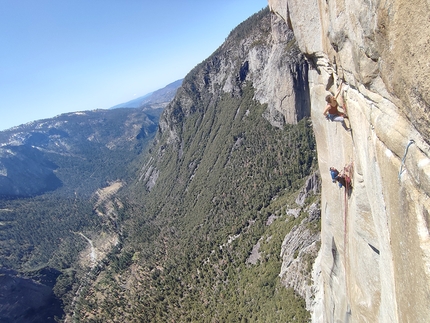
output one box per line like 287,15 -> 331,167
329,167 -> 339,181
323,83 -> 350,131
329,165 -> 353,190
329,166 -> 346,188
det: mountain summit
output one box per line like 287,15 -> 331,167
110,79 -> 183,110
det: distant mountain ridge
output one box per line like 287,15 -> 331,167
0,108 -> 159,197
0,77 -> 182,197
110,79 -> 183,110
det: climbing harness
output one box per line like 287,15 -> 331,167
398,139 -> 415,181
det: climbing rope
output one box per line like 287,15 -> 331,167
344,176 -> 348,256
398,139 -> 415,181
342,162 -> 353,255
342,161 -> 353,314
343,165 -> 350,315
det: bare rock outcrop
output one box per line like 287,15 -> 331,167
296,171 -> 320,206
279,202 -> 321,310
157,9 -> 310,145
269,0 -> 430,322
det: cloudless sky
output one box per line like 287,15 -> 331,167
0,0 -> 267,131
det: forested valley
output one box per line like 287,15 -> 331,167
0,107 -> 163,322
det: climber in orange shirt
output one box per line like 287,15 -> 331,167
323,82 -> 350,131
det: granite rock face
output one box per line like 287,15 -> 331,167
269,0 -> 430,322
279,200 -> 321,312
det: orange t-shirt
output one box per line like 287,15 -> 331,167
328,104 -> 338,115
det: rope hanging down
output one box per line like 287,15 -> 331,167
398,140 -> 415,181
342,162 -> 353,253
342,162 -> 353,314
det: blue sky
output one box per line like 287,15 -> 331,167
0,0 -> 267,131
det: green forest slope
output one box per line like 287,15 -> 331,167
71,9 -> 320,322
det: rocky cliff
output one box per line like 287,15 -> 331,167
157,8 -> 309,139
269,0 -> 430,322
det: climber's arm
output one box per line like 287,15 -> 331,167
334,82 -> 343,99
323,105 -> 330,116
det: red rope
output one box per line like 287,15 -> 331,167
343,169 -> 349,308
344,175 -> 348,257
342,162 -> 353,307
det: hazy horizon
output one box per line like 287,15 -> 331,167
0,0 -> 267,131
